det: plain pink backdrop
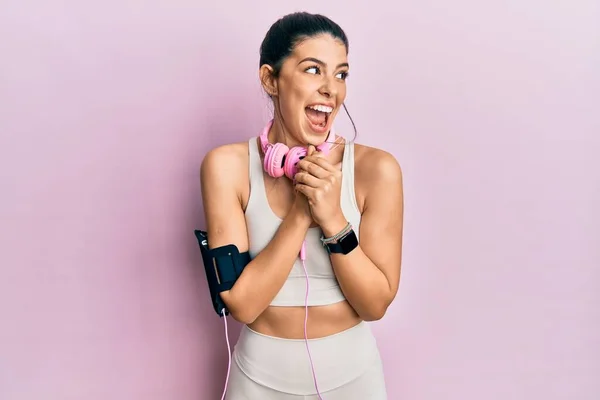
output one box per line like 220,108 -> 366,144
1,1 -> 599,399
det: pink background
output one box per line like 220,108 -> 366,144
1,1 -> 599,399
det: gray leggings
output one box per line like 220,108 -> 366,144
225,322 -> 388,400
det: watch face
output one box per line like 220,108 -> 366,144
327,229 -> 358,254
339,230 -> 358,253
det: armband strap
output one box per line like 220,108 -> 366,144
193,229 -> 251,317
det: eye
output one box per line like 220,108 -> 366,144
305,65 -> 320,75
305,65 -> 349,80
336,71 -> 349,80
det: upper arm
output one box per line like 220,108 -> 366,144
358,150 -> 404,298
200,144 -> 249,252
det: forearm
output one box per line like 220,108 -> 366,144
293,146 -> 404,321
331,248 -> 392,321
322,218 -> 393,321
221,210 -> 311,323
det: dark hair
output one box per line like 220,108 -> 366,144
259,12 -> 357,141
259,12 -> 349,77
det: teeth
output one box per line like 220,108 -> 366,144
308,104 -> 333,113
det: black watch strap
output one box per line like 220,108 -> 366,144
324,229 -> 359,255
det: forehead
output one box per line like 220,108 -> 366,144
288,34 -> 348,67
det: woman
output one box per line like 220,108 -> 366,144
200,11 -> 404,400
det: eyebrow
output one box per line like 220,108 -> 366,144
298,57 -> 349,70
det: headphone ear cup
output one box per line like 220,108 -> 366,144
283,146 -> 307,180
264,142 -> 289,178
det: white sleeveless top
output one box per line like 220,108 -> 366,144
244,137 -> 362,306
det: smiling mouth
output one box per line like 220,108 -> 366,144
305,104 -> 333,128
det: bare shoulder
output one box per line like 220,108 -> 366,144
200,140 -> 251,249
200,141 -> 250,190
201,141 -> 249,176
353,143 -> 403,188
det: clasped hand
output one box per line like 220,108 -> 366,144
294,145 -> 342,226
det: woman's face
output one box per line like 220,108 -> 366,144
263,34 -> 349,147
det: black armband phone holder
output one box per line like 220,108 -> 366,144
193,229 -> 251,317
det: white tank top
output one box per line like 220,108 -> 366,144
244,137 -> 362,306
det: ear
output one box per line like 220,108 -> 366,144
259,64 -> 278,96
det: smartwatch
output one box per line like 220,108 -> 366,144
323,228 -> 359,255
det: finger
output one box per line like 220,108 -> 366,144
296,159 -> 330,179
295,183 -> 316,203
294,170 -> 322,188
307,145 -> 316,156
313,148 -> 325,157
300,156 -> 339,174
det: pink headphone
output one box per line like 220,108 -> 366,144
259,119 -> 336,179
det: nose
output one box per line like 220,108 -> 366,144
318,77 -> 337,98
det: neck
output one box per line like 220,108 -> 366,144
268,117 -> 305,149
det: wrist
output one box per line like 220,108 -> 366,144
319,211 -> 348,238
288,206 -> 313,229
